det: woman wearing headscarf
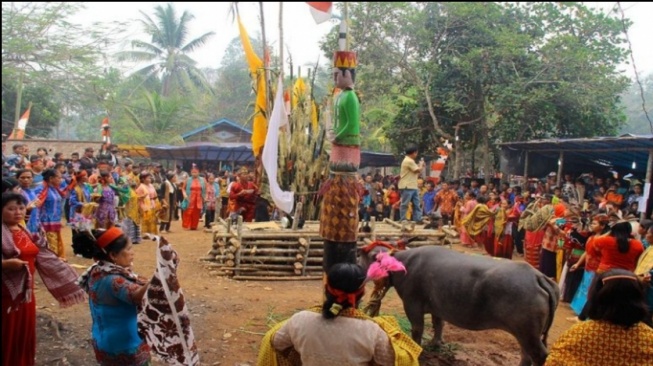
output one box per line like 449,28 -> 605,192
135,171 -> 159,236
34,169 -> 67,259
258,263 -> 422,365
461,195 -> 497,254
76,227 -> 151,365
459,191 -> 478,248
181,165 -> 205,230
68,170 -> 92,221
539,203 -> 568,279
2,192 -> 86,366
228,168 -> 258,222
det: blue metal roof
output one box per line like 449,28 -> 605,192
181,118 -> 252,139
499,134 -> 653,174
144,144 -> 398,167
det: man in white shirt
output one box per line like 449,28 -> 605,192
398,144 -> 425,224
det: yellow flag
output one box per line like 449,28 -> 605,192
291,78 -> 306,108
238,16 -> 267,157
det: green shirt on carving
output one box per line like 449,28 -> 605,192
333,89 -> 361,146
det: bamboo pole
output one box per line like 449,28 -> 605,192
233,276 -> 322,281
643,149 -> 653,220
301,237 -> 310,276
523,151 -> 529,191
235,215 -> 243,269
556,151 -> 564,187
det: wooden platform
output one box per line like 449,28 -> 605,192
202,217 -> 458,281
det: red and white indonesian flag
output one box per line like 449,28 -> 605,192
262,77 -> 295,214
306,2 -> 333,24
8,107 -> 31,140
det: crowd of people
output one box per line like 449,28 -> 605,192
3,138 -> 652,365
2,142 -> 265,252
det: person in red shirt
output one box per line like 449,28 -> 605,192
228,168 -> 258,222
591,221 -> 644,274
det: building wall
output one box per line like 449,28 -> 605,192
6,139 -> 104,158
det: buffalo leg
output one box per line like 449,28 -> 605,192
516,333 -> 547,366
403,302 -> 425,345
428,314 -> 445,347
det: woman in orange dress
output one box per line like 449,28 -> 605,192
181,166 -> 205,230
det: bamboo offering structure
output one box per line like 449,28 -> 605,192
202,217 -> 454,281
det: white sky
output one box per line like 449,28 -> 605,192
73,2 -> 653,78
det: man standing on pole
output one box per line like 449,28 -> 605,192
319,49 -> 361,274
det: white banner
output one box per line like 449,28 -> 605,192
261,77 -> 295,214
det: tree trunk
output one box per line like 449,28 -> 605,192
482,120 -> 491,184
470,133 -> 477,178
14,73 -> 24,128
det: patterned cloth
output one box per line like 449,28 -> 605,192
21,188 -> 40,234
2,228 -> 40,366
319,174 -> 360,242
95,185 -> 117,229
138,238 -> 198,366
69,184 -> 91,222
2,224 -> 86,310
544,320 -> 653,366
435,189 -> 459,216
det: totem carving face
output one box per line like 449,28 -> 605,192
334,69 -> 354,89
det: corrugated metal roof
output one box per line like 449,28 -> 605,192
499,134 -> 653,152
180,118 -> 252,139
499,134 -> 653,173
143,143 -> 398,167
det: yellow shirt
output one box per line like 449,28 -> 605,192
635,246 -> 653,277
545,320 -> 653,366
399,156 -> 419,190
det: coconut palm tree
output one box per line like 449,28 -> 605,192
118,3 -> 215,96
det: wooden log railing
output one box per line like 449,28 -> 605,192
203,216 -> 456,280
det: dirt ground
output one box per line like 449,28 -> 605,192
34,221 -> 578,366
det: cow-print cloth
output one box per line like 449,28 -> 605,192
138,238 -> 199,366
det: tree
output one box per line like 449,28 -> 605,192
1,83 -> 61,138
2,2 -> 123,137
117,3 -> 215,97
321,2 -> 631,177
118,91 -> 188,145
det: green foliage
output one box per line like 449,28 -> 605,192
117,91 -> 189,145
321,2 -> 632,168
116,3 -> 215,97
1,83 -> 61,138
2,2 -> 124,139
